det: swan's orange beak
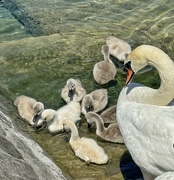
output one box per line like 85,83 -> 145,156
126,68 -> 134,85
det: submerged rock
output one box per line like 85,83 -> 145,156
0,94 -> 67,180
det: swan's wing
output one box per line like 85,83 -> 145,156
118,102 -> 174,173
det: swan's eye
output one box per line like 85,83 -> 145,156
124,61 -> 132,72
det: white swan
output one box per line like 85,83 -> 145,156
81,89 -> 108,115
35,101 -> 81,133
116,45 -> 174,180
93,45 -> 117,85
85,112 -> 124,144
106,36 -> 131,61
63,119 -> 108,164
61,78 -> 86,103
14,95 -> 44,127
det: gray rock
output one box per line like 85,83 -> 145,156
0,98 -> 67,180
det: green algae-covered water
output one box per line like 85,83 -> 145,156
0,0 -> 174,179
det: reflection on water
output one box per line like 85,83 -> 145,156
0,1 -> 31,42
1,0 -> 174,179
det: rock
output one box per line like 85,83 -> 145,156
0,94 -> 67,180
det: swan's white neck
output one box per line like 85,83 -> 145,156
146,48 -> 174,105
127,46 -> 174,106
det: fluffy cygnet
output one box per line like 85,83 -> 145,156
106,36 -> 131,62
86,112 -> 124,144
14,95 -> 44,127
100,105 -> 116,124
61,78 -> 86,103
93,45 -> 117,85
63,119 -> 109,164
81,89 -> 108,115
34,101 -> 81,133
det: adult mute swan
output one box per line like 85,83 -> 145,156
93,45 -> 117,85
85,112 -> 124,144
14,95 -> 44,127
61,78 -> 86,103
63,119 -> 108,165
116,45 -> 174,180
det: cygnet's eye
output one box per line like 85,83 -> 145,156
72,84 -> 75,89
37,110 -> 42,115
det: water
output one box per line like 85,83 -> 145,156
0,0 -> 174,179
0,1 -> 31,42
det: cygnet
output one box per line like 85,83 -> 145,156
63,119 -> 109,164
81,89 -> 108,115
93,45 -> 117,85
100,105 -> 117,124
106,36 -> 131,61
86,112 -> 124,144
34,101 -> 81,133
14,95 -> 44,127
61,78 -> 86,103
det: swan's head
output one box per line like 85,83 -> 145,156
101,45 -> 109,56
62,119 -> 75,131
83,95 -> 94,113
33,109 -> 56,123
67,78 -> 76,99
124,45 -> 149,85
85,112 -> 98,128
33,102 -> 44,116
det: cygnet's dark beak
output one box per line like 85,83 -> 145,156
68,89 -> 74,101
85,105 -> 94,113
68,89 -> 73,97
33,114 -> 40,123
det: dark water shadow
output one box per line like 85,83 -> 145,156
120,150 -> 144,180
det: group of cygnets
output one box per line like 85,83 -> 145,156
14,36 -> 131,165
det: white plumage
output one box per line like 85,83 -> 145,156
63,119 -> 108,165
61,78 -> 86,103
14,95 -> 44,127
117,45 -> 174,180
81,89 -> 108,115
36,101 -> 81,133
